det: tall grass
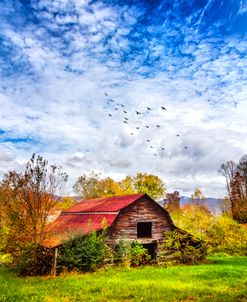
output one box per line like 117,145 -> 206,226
1,256 -> 246,302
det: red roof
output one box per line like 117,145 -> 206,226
64,193 -> 145,213
44,193 -> 146,248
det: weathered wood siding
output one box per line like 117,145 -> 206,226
106,196 -> 174,246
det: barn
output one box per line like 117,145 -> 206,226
44,193 -> 176,260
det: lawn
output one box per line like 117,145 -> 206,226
0,257 -> 247,302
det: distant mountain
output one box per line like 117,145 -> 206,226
180,196 -> 222,214
159,196 -> 222,214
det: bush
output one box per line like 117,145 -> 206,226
160,229 -> 207,264
115,240 -> 151,267
0,253 -> 13,265
58,231 -> 112,273
130,242 -> 151,266
16,243 -> 53,276
171,205 -> 247,256
114,239 -> 132,267
206,216 -> 247,255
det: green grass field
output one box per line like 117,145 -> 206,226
0,257 -> 246,302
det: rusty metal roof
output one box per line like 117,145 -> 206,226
64,193 -> 145,213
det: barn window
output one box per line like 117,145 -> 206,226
137,222 -> 152,238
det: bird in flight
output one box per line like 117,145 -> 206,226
105,92 -> 108,96
108,114 -> 112,117
184,146 -> 188,149
120,104 -> 125,107
147,107 -> 151,111
115,108 -> 119,110
154,153 -> 157,156
161,106 -> 167,110
161,147 -> 165,150
123,121 -> 128,124
130,133 -> 134,135
150,146 -> 154,148
136,127 -> 140,130
124,117 -> 128,120
156,125 -> 160,128
147,139 -> 150,142
136,111 -> 141,115
110,99 -> 114,102
145,125 -> 149,128
123,110 -> 127,114
177,134 -> 180,137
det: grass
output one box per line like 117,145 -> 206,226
0,257 -> 247,302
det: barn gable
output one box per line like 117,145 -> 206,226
106,195 -> 174,245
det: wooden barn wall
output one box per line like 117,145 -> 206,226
106,196 -> 173,247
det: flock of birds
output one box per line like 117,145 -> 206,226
104,92 -> 188,157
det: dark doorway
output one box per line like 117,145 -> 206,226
143,243 -> 157,260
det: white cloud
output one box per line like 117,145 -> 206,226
0,0 -> 246,198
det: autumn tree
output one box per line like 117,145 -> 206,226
219,160 -> 236,213
230,171 -> 247,222
73,171 -> 126,199
164,191 -> 180,213
218,196 -> 232,215
57,196 -> 76,211
74,172 -> 166,200
238,155 -> 247,196
124,172 -> 166,200
0,154 -> 68,246
191,188 -> 210,214
220,156 -> 247,222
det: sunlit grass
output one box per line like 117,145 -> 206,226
1,257 -> 246,301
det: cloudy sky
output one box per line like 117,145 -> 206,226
0,0 -> 246,197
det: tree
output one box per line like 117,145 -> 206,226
218,196 -> 231,215
74,172 -> 166,200
237,155 -> 247,196
230,171 -> 247,222
57,197 -> 76,211
219,157 -> 247,222
164,191 -> 180,213
125,172 -> 166,200
73,171 -> 125,199
219,160 -> 236,211
0,154 -> 68,245
191,188 -> 210,214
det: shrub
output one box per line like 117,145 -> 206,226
130,241 -> 151,266
206,215 -> 247,255
115,240 -> 151,267
16,243 -> 53,276
115,239 -> 132,267
0,253 -> 13,265
171,205 -> 247,256
160,229 -> 207,264
57,231 -> 112,273
0,226 -> 13,266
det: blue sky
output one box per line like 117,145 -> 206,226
0,0 -> 246,197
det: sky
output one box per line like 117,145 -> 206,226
0,0 -> 246,197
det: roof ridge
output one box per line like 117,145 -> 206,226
63,193 -> 146,213
77,193 -> 145,202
